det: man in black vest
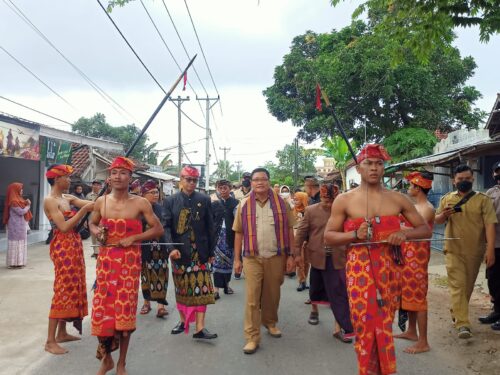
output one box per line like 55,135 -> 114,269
212,179 -> 239,299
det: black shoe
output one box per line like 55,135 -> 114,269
171,321 -> 185,335
491,321 -> 500,331
478,312 -> 500,324
214,292 -> 220,300
192,328 -> 217,339
297,282 -> 307,292
224,287 -> 234,295
234,273 -> 241,280
91,253 -> 98,259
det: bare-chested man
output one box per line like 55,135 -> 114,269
43,164 -> 94,355
324,144 -> 431,375
394,172 -> 435,354
89,156 -> 163,375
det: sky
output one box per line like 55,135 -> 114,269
1,0 -> 499,174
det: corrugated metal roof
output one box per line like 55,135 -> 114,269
136,170 -> 179,181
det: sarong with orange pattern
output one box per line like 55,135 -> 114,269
49,211 -> 88,334
400,217 -> 432,312
91,218 -> 142,358
344,216 -> 402,375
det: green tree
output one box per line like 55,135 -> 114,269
72,113 -> 158,164
263,22 -> 485,145
322,135 -> 357,190
331,1 -> 500,62
212,160 -> 234,180
383,128 -> 437,163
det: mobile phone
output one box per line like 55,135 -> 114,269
453,206 -> 462,213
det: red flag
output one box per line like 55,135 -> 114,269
315,83 -> 322,111
183,72 -> 187,91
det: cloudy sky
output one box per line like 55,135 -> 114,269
1,0 -> 499,173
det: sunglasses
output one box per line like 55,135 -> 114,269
184,178 -> 198,184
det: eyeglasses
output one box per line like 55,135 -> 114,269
252,178 -> 269,182
184,178 -> 198,184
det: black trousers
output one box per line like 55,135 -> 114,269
487,248 -> 500,313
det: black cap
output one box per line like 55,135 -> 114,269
92,179 -> 102,184
216,179 -> 231,187
493,161 -> 500,172
242,172 -> 251,179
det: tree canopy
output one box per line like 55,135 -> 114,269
72,113 -> 158,164
331,0 -> 500,62
383,127 -> 437,163
263,20 -> 485,146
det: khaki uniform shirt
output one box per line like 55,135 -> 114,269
233,197 -> 296,258
437,191 -> 497,256
86,192 -> 99,201
486,185 -> 500,248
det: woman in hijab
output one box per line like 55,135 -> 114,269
139,180 -> 169,318
293,192 -> 310,292
3,182 -> 32,268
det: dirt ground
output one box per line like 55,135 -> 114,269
417,274 -> 500,374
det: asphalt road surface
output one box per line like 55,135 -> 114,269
24,275 -> 467,375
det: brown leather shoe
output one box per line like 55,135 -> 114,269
243,341 -> 259,354
265,325 -> 282,338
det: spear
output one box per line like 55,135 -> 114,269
76,55 -> 197,231
351,237 -> 460,246
91,242 -> 184,248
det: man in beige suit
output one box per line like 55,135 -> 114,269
294,182 -> 354,343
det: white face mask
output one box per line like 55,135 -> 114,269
280,192 -> 290,199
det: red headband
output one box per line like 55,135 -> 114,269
109,156 -> 135,172
46,165 -> 73,179
357,144 -> 391,163
181,166 -> 200,178
407,172 -> 432,189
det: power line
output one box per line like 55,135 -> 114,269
0,45 -> 75,110
181,146 -> 193,164
139,0 -> 206,121
96,0 -> 206,130
183,0 -> 222,113
0,96 -> 73,126
3,0 -> 136,122
210,130 -> 219,165
161,0 -> 208,97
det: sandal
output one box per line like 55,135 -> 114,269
333,329 -> 355,344
308,312 -> 319,325
140,304 -> 152,315
156,307 -> 168,318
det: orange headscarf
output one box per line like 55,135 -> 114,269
108,156 -> 135,172
293,192 -> 309,217
407,171 -> 432,189
3,183 -> 33,224
45,164 -> 73,179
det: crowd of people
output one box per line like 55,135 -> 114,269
3,144 -> 499,375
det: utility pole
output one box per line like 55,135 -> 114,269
197,96 -> 219,191
219,146 -> 231,178
235,161 -> 242,181
169,96 -> 190,175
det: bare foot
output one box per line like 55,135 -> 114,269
56,334 -> 81,343
97,355 -> 114,375
116,363 -> 128,375
394,331 -> 418,341
44,342 -> 68,355
404,342 -> 430,354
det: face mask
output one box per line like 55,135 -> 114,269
242,180 -> 251,188
281,192 -> 290,199
456,180 -> 472,193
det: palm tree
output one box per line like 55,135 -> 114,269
322,135 -> 357,191
213,160 -> 234,179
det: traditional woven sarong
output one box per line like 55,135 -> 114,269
172,245 -> 215,333
49,212 -> 88,333
344,216 -> 402,375
213,224 -> 234,289
400,218 -> 432,312
91,218 -> 142,343
141,240 -> 169,305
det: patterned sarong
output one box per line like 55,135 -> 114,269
344,216 -> 402,375
400,218 -> 431,312
49,216 -> 88,333
141,240 -> 169,305
91,218 -> 142,339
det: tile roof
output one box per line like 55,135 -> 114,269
70,144 -> 90,177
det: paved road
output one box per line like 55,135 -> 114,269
20,268 -> 466,375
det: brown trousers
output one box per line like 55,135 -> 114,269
445,251 -> 484,329
243,254 -> 285,343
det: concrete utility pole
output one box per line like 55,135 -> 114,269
169,96 -> 190,175
197,96 -> 219,191
219,146 -> 231,178
235,161 -> 242,181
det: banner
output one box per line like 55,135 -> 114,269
40,136 -> 73,166
0,119 -> 40,160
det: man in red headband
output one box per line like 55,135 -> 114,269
89,156 -> 163,375
325,144 -> 431,375
394,172 -> 435,354
43,164 -> 95,355
163,165 -> 217,340
294,182 -> 354,342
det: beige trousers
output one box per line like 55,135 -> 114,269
445,251 -> 484,329
243,254 -> 286,343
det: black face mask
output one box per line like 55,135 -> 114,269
495,175 -> 500,183
456,180 -> 473,193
